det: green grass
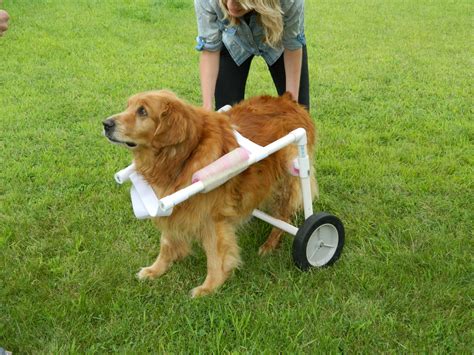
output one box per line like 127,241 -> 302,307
1,0 -> 472,352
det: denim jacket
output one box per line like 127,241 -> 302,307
194,0 -> 306,66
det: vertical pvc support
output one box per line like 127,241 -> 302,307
294,129 -> 314,220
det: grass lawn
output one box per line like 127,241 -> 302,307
0,0 -> 472,352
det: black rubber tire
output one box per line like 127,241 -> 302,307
292,212 -> 345,271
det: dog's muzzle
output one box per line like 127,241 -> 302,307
102,117 -> 137,148
103,118 -> 116,135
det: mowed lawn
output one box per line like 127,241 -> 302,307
0,0 -> 472,352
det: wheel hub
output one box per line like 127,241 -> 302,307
306,223 -> 339,266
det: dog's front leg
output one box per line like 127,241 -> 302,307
191,221 -> 241,297
137,234 -> 190,280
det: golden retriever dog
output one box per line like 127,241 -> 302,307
103,90 -> 316,297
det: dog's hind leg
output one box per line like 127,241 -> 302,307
191,221 -> 241,297
258,176 -> 303,256
137,234 -> 190,280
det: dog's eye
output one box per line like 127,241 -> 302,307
137,106 -> 147,117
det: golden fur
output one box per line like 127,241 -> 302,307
104,90 -> 316,297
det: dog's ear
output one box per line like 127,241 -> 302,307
152,99 -> 189,149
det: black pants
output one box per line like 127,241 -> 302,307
215,45 -> 310,111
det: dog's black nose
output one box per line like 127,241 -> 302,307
103,118 -> 115,132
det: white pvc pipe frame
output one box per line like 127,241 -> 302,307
155,128 -> 314,236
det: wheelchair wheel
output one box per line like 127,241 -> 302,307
292,212 -> 345,271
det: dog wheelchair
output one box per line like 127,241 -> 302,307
114,106 -> 345,271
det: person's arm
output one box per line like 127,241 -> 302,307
194,0 -> 222,110
281,0 -> 305,101
283,48 -> 302,101
200,50 -> 220,111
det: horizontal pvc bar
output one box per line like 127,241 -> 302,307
114,163 -> 135,184
252,209 -> 299,236
234,130 -> 264,153
248,128 -> 307,164
159,181 -> 205,210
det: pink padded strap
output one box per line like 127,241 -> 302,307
192,147 -> 250,184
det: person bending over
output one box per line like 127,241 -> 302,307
194,0 -> 309,111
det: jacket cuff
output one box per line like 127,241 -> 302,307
195,36 -> 222,51
282,32 -> 306,50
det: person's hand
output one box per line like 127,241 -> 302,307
0,9 -> 9,36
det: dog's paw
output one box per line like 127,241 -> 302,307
190,285 -> 213,298
136,267 -> 159,280
258,243 -> 277,256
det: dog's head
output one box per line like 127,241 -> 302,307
103,90 -> 195,151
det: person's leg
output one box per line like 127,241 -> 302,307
215,46 -> 253,110
268,45 -> 310,110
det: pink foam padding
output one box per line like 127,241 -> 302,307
288,158 -> 299,176
192,147 -> 250,184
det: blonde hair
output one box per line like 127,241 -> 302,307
219,0 -> 283,48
